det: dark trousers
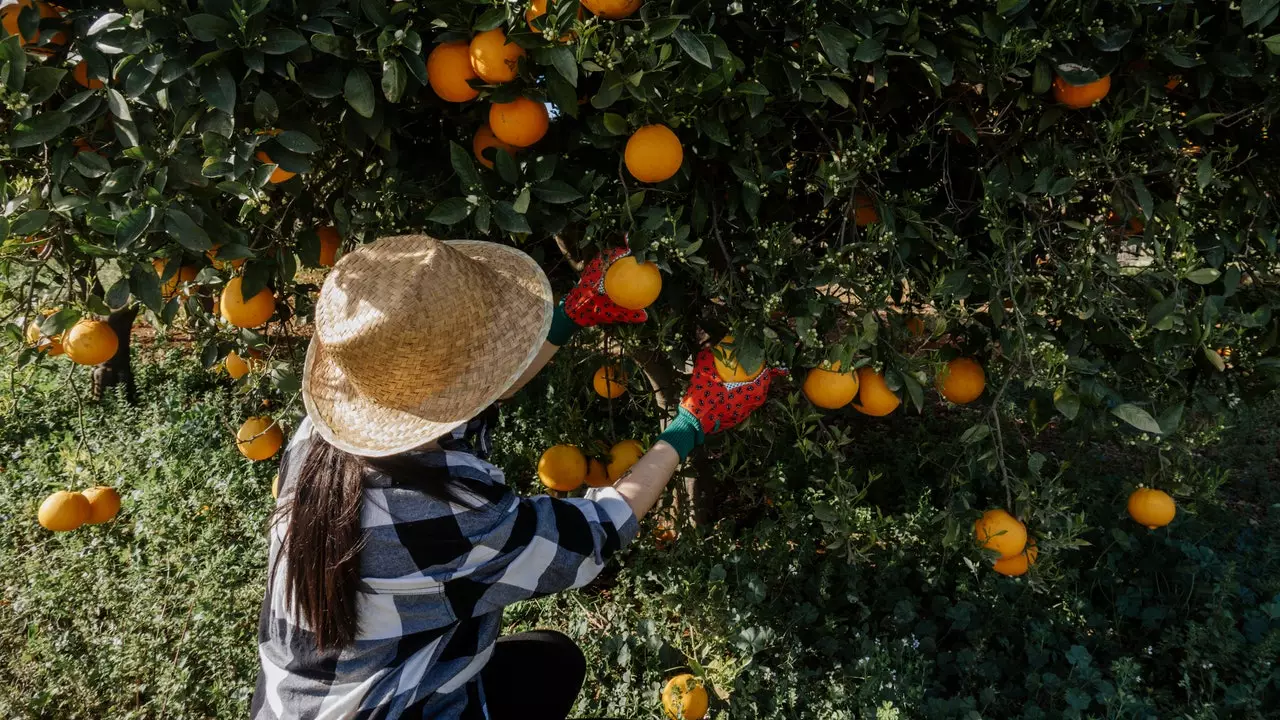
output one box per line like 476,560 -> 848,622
480,630 -> 621,720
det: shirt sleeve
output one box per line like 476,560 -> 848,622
442,487 -> 639,619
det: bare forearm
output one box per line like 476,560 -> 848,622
611,441 -> 681,521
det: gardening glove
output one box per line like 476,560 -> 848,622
658,347 -> 786,461
547,247 -> 648,346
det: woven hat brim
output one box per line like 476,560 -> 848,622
301,241 -> 553,457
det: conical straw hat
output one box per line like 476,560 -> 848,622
302,234 -> 552,457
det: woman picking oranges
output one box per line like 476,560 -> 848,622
252,237 -> 781,720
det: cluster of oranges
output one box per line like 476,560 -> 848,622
538,440 -> 645,491
37,486 -> 119,532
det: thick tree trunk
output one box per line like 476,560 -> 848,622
92,305 -> 139,404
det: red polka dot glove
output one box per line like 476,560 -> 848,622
547,248 -> 648,345
658,347 -> 786,460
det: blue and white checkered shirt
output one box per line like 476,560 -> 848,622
251,407 -> 638,719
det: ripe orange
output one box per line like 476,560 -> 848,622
661,674 -> 709,720
64,319 -> 119,366
81,486 -> 121,525
255,150 -> 296,183
1165,74 -> 1182,91
489,97 -> 550,147
153,258 -> 198,300
220,277 -> 275,328
317,225 -> 341,267
206,244 -> 246,271
526,0 -> 581,38
583,0 -> 642,20
237,416 -> 284,461
937,357 -> 985,404
1053,75 -> 1111,109
72,60 -> 104,89
584,458 -> 610,487
802,363 -> 859,410
427,41 -> 479,102
469,28 -> 525,84
993,538 -> 1037,577
593,364 -> 628,398
852,194 -> 878,227
25,313 -> 63,356
1,0 -> 62,49
852,367 -> 900,416
1127,488 -> 1176,529
38,490 -> 91,531
712,335 -> 763,383
603,256 -> 662,310
224,350 -> 253,380
624,124 -> 683,183
538,444 -> 587,491
472,124 -> 519,169
974,509 -> 1027,560
606,439 -> 644,481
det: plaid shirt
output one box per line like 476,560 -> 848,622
251,408 -> 638,719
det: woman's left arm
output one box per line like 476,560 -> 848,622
501,248 -> 647,400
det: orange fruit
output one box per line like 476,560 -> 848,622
937,357 -> 985,404
603,256 -> 662,310
538,444 -> 587,491
317,225 -> 341,267
624,124 -> 683,183
153,258 -> 198,300
852,194 -> 878,227
38,490 -> 90,531
489,97 -> 550,148
583,0 -> 642,20
255,151 -> 296,183
905,316 -> 926,337
652,519 -> 676,549
1052,75 -> 1111,109
661,674 -> 709,720
993,538 -> 1037,577
1165,74 -> 1182,91
81,486 -> 121,525
852,367 -> 900,416
224,350 -> 253,380
712,335 -> 763,383
1,0 -> 61,49
427,41 -> 479,102
802,363 -> 859,409
72,60 -> 104,89
25,312 -> 63,356
237,416 -> 284,461
606,439 -> 644,481
526,0 -> 581,38
593,364 -> 628,398
206,244 -> 246,271
220,277 -> 275,328
1127,488 -> 1176,529
469,28 -> 525,84
974,509 -> 1027,560
584,458 -> 610,487
472,124 -> 519,169
63,319 -> 119,366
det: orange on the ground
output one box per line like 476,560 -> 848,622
661,674 -> 709,720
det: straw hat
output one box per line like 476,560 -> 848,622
302,234 -> 552,457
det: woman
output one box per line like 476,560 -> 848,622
251,235 -> 780,720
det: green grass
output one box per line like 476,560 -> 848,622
1,346 -> 1278,719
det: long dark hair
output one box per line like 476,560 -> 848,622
271,436 -> 471,651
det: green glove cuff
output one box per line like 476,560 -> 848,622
658,407 -> 705,462
546,299 -> 580,347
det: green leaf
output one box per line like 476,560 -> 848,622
1203,346 -> 1226,372
381,57 -> 406,102
1264,34 -> 1280,54
24,66 -> 66,104
492,201 -> 532,233
1049,176 -> 1074,196
8,111 -> 69,148
72,151 -> 110,178
1130,176 -> 1153,220
816,25 -> 853,70
673,29 -> 712,69
200,66 -> 236,113
533,181 -> 582,204
428,197 -> 472,225
512,187 -> 531,215
545,46 -> 577,87
1111,403 -> 1162,434
276,130 -> 319,154
853,37 -> 885,63
1146,296 -> 1177,327
449,141 -> 481,190
115,205 -> 155,249
261,28 -> 306,54
1242,0 -> 1280,27
10,209 -> 49,236
495,149 -> 519,185
344,67 -> 376,117
1185,268 -> 1221,285
649,18 -> 680,39
105,276 -> 131,309
602,113 -> 629,135
105,88 -> 132,121
164,207 -> 212,251
1053,386 -> 1080,420
1196,153 -> 1214,190
184,14 -> 233,42
253,90 -> 279,125
130,261 -> 163,313
815,79 -> 849,107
